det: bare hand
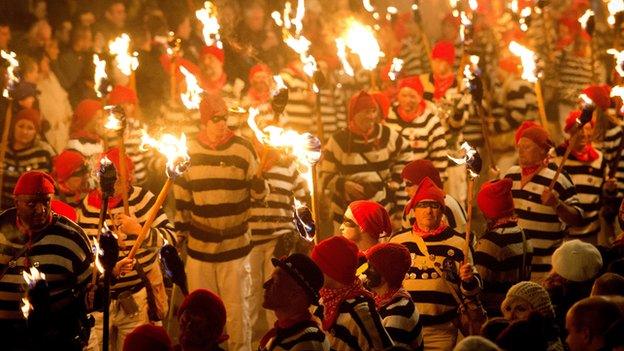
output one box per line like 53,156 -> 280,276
459,263 -> 474,283
85,283 -> 96,310
114,214 -> 142,236
113,257 -> 136,278
541,188 -> 558,207
344,181 -> 366,201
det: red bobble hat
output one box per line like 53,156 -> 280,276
13,171 -> 55,196
365,243 -> 411,289
201,45 -> 225,63
348,200 -> 392,239
248,63 -> 272,82
14,108 -> 41,131
348,91 -> 377,122
514,121 -> 553,151
51,199 -> 77,222
564,110 -> 594,134
477,178 -> 515,220
103,146 -> 135,177
371,92 -> 390,120
71,99 -> 103,134
311,236 -> 359,285
404,177 -> 445,215
401,159 -> 443,188
200,93 -> 228,124
53,150 -> 87,183
178,289 -> 229,343
499,56 -> 521,75
122,324 -> 172,351
432,40 -> 456,66
581,84 -> 611,111
398,76 -> 424,96
108,84 -> 138,105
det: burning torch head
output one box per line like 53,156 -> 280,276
294,204 -> 316,242
303,133 -> 322,165
448,142 -> 482,178
104,104 -> 126,132
98,224 -> 120,271
160,244 -> 189,296
98,156 -> 117,198
271,86 -> 289,116
22,266 -> 50,319
313,70 -> 326,90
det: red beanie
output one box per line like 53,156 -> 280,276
499,56 -> 521,75
514,121 -> 553,151
200,93 -> 228,124
103,146 -> 135,177
477,178 -> 515,219
13,171 -> 55,196
398,76 -> 424,96
14,108 -> 41,131
564,110 -> 594,134
178,289 -> 228,344
122,324 -> 172,351
348,200 -> 392,239
581,84 -> 611,111
401,159 -> 443,188
365,243 -> 411,289
248,63 -> 272,82
51,199 -> 77,222
348,91 -> 377,122
311,236 -> 359,285
404,177 -> 445,215
432,40 -> 455,66
71,99 -> 103,134
201,45 -> 225,63
108,84 -> 138,105
371,92 -> 390,120
53,150 -> 87,183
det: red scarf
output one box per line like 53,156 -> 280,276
197,128 -> 235,150
373,287 -> 411,309
87,190 -> 122,210
521,164 -> 542,176
433,74 -> 455,101
201,73 -> 227,94
570,144 -> 599,162
412,221 -> 448,239
397,101 -> 426,123
247,87 -> 271,106
319,279 -> 373,330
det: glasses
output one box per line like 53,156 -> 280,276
342,218 -> 358,228
414,201 -> 442,209
209,115 -> 227,123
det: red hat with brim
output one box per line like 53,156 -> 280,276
432,40 -> 455,67
108,84 -> 138,105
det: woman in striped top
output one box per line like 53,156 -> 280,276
390,178 -> 481,351
503,121 -> 583,281
1,108 -> 55,210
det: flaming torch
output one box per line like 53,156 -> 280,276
92,155 -> 118,284
128,132 -> 190,260
579,9 -> 596,82
608,48 -> 624,78
508,41 -> 548,128
21,267 -> 48,320
337,18 -> 384,89
388,58 -> 404,81
179,66 -> 204,110
104,105 -> 130,214
108,33 -> 139,91
0,50 -> 19,207
93,54 -> 111,99
196,1 -> 223,49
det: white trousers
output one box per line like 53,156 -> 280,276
248,240 -> 278,344
186,254 -> 252,351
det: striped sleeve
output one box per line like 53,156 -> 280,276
379,296 -> 424,350
329,297 -> 394,351
493,79 -> 539,134
281,69 -> 314,134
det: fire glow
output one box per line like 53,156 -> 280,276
179,66 -> 204,110
108,33 -> 139,77
608,48 -> 624,77
509,41 -> 539,83
388,58 -> 404,81
141,131 -> 190,178
93,54 -> 109,98
337,18 -> 383,72
448,142 -> 479,178
1,50 -> 19,98
196,1 -> 223,49
607,0 -> 624,26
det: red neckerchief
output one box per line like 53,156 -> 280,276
319,278 -> 373,330
521,164 -> 542,176
197,128 -> 235,150
433,74 -> 455,101
70,130 -> 101,142
556,37 -> 574,50
397,101 -> 426,123
373,287 -> 411,309
87,190 -> 122,210
258,312 -> 315,349
412,221 -> 448,239
247,87 -> 271,105
566,142 -> 599,162
201,73 -> 227,94
348,119 -> 377,145
487,216 -> 519,230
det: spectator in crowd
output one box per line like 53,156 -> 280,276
133,27 -> 167,120
565,297 -> 623,351
56,25 -> 93,107
123,324 -> 173,351
93,0 -> 127,52
340,200 -> 392,251
0,19 -> 11,51
65,99 -> 104,182
177,289 -> 229,351
496,312 -> 553,351
591,272 -> 624,296
453,336 -> 500,351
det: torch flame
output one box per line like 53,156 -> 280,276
21,297 -> 32,319
104,108 -> 122,131
459,11 -> 472,41
108,33 -> 139,77
196,1 -> 223,49
579,93 -> 595,108
608,48 -> 624,78
93,54 -> 109,98
578,9 -> 594,30
607,0 -> 624,26
339,18 -> 384,71
1,50 -> 19,98
93,237 -> 105,274
519,7 -> 532,31
22,266 -> 46,288
141,131 -> 190,178
179,65 -> 204,110
362,0 -> 374,12
611,86 -> 624,114
272,75 -> 287,96
336,38 -> 355,77
509,41 -> 539,83
468,0 -> 478,11
388,58 -> 404,81
447,142 -> 480,178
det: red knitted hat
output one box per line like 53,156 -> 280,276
365,243 -> 411,289
477,178 -> 515,219
108,84 -> 138,105
398,76 -> 424,96
71,99 -> 103,134
200,93 -> 228,124
348,200 -> 392,239
311,236 -> 359,285
401,159 -> 443,188
51,199 -> 77,222
53,150 -> 87,183
371,92 -> 390,120
564,110 -> 594,134
432,40 -> 455,66
14,108 -> 41,131
103,146 -> 135,177
178,289 -> 228,343
348,91 -> 377,122
582,84 -> 611,111
201,45 -> 225,63
13,171 -> 55,196
499,56 -> 521,74
248,63 -> 272,82
122,324 -> 172,351
514,121 -> 553,151
404,177 -> 445,215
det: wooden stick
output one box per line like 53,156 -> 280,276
311,164 -> 321,244
118,138 -> 130,215
476,103 -> 496,169
464,176 -> 474,263
169,57 -> 178,103
0,100 -> 12,206
127,178 -> 173,260
534,81 -> 548,128
548,131 -> 581,191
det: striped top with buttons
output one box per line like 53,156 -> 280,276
326,295 -> 394,351
390,227 -> 481,326
377,292 -> 424,350
76,186 -> 175,295
402,194 -> 467,231
173,136 -> 267,262
259,319 -> 330,351
1,140 -> 55,210
503,164 -> 582,280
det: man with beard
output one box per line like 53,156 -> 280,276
0,171 -> 93,350
176,289 -> 228,351
259,253 -> 329,351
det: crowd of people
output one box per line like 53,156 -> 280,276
0,0 -> 623,350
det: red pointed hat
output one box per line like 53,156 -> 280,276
348,200 -> 392,239
71,99 -> 103,134
122,324 -> 172,351
200,93 -> 228,124
13,171 -> 56,196
53,150 -> 87,183
178,289 -> 228,344
248,63 -> 272,82
404,177 -> 445,215
514,121 -> 553,151
477,178 -> 515,219
398,76 -> 424,95
311,236 -> 359,285
201,45 -> 225,63
581,84 -> 611,111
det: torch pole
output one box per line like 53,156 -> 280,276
170,58 -> 178,103
0,100 -> 12,207
102,267 -> 112,351
92,195 -> 110,284
464,175 -> 475,261
548,131 -> 581,191
127,178 -> 173,260
311,89 -> 324,242
118,139 -> 130,215
534,81 -> 548,128
476,103 -> 496,169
